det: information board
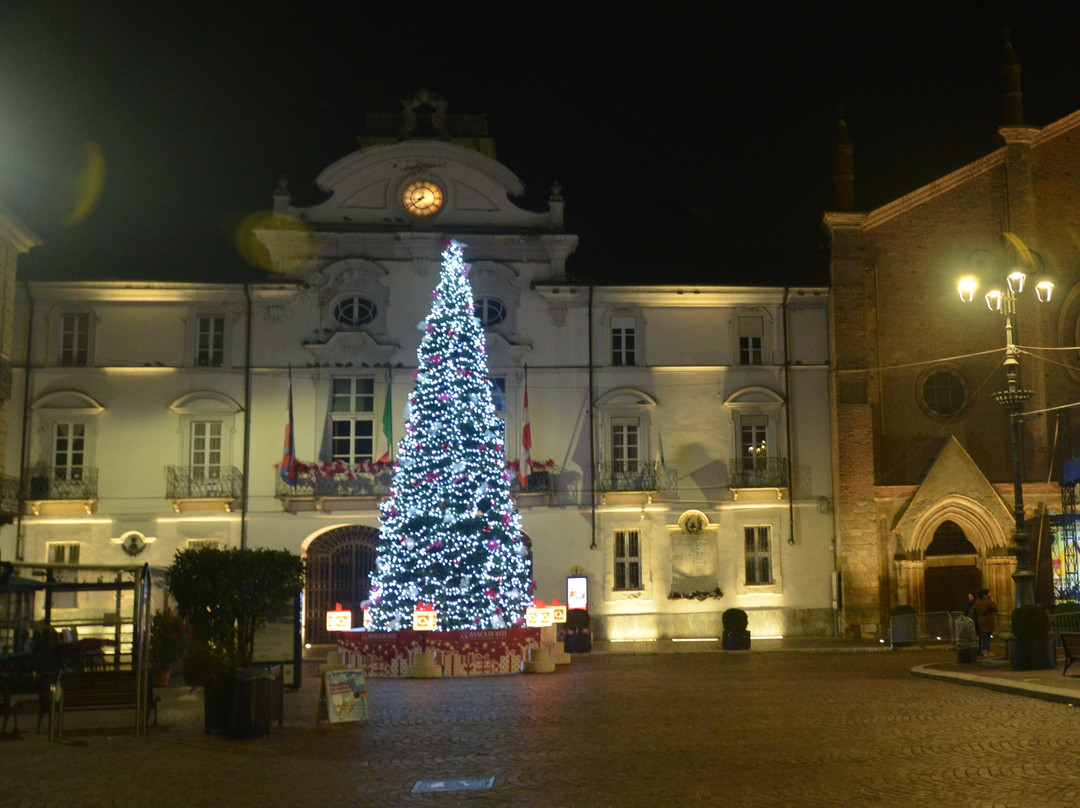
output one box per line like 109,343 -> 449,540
317,669 -> 369,724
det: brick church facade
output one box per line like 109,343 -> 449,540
826,41 -> 1080,636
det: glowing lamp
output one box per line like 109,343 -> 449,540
957,276 -> 978,303
1036,280 -> 1054,302
985,289 -> 1003,312
413,602 -> 438,631
1007,270 -> 1026,293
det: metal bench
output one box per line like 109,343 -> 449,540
48,669 -> 158,740
1060,632 -> 1080,676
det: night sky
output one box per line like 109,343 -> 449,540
2,2 -> 1080,287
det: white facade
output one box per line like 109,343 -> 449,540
3,99 -> 837,643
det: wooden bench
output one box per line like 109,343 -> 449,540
1061,632 -> 1080,676
48,670 -> 158,741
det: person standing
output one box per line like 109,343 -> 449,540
973,589 -> 997,656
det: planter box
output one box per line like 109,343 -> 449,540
1009,638 -> 1057,671
722,630 -> 751,650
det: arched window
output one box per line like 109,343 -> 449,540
334,296 -> 378,327
474,297 -> 507,328
925,520 -> 977,556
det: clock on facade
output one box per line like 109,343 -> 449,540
402,180 -> 444,217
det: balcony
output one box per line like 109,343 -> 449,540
165,466 -> 243,512
23,467 -> 99,515
509,468 -> 558,506
275,460 -> 393,513
597,462 -> 678,504
0,474 -> 19,522
728,457 -> 788,497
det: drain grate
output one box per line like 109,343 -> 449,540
412,777 -> 495,793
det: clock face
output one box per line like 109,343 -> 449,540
403,180 -> 444,217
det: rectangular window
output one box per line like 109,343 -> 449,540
53,422 -> 86,480
738,316 -> 763,365
744,525 -> 772,585
47,542 -> 80,609
491,377 -> 507,414
740,415 -> 768,471
185,538 -> 221,550
60,313 -> 89,366
611,423 -> 639,473
490,376 -> 507,447
330,378 -> 375,463
611,316 -> 636,366
614,529 -> 642,590
196,315 -> 225,367
190,421 -> 223,479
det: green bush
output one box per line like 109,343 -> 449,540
722,607 -> 748,633
168,547 -> 304,690
1053,601 -> 1080,615
1011,604 -> 1051,641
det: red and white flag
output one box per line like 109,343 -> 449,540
519,381 -> 532,488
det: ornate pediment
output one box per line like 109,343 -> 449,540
304,330 -> 398,365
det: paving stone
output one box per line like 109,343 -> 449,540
4,649 -> 1080,807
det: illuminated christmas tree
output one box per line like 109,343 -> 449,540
366,240 -> 534,631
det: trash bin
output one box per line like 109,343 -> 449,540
955,615 -> 978,663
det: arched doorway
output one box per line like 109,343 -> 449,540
304,525 -> 379,645
923,520 -> 981,613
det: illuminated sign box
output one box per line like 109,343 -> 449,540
326,609 -> 353,632
567,576 -> 588,610
413,604 -> 438,631
526,606 -> 554,627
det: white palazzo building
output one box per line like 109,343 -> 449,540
2,93 -> 836,646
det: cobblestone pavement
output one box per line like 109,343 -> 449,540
5,648 -> 1080,808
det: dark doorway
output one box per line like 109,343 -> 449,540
924,565 -> 982,613
304,525 -> 379,645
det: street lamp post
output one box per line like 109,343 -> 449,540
958,267 -> 1053,608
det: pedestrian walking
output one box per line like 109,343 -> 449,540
973,589 -> 997,656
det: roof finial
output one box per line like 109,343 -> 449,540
832,106 -> 854,211
1001,28 -> 1023,126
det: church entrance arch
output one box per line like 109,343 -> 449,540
303,525 -> 379,645
922,520 -> 981,612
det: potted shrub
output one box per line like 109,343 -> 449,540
889,604 -> 918,648
1009,604 -> 1055,671
149,611 -> 186,687
168,546 -> 304,737
721,607 -> 750,650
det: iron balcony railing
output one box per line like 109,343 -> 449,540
0,473 -> 20,517
24,467 -> 99,500
274,462 -> 394,499
728,457 -> 788,489
596,462 -> 678,494
509,469 -> 558,496
165,466 -> 243,500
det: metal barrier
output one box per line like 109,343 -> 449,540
890,610 -> 1015,652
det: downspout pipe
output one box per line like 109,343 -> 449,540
783,288 -> 796,545
15,283 -> 33,561
588,284 -> 596,550
241,285 -> 253,549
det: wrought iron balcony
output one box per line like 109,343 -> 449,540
509,469 -> 558,496
597,462 -> 678,493
165,466 -> 243,500
23,467 -> 99,500
728,457 -> 788,489
274,461 -> 393,499
0,473 -> 20,519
